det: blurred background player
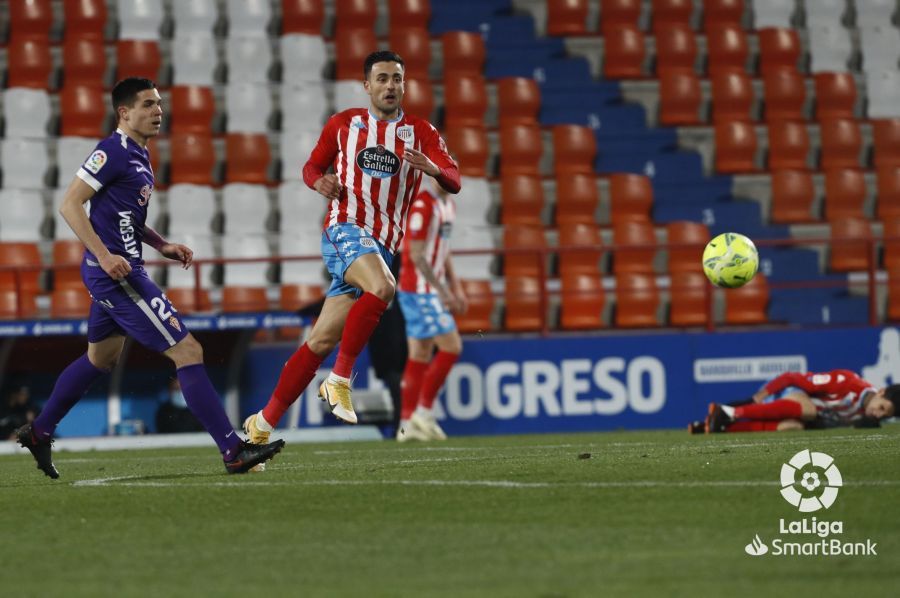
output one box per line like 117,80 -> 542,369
243,51 -> 460,446
396,180 -> 467,442
15,78 -> 284,478
699,369 -> 900,434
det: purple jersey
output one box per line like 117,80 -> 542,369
75,128 -> 154,266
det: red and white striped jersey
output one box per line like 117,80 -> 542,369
399,188 -> 456,294
302,108 -> 460,253
763,369 -> 875,423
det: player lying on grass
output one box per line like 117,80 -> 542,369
692,369 -> 900,434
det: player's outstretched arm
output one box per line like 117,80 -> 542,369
59,177 -> 132,281
143,226 -> 193,269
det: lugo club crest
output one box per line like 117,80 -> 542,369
356,144 -> 401,178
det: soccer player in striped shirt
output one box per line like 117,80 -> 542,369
243,51 -> 461,442
395,181 -> 467,442
703,369 -> 900,433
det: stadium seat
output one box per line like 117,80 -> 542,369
279,234 -> 327,284
168,134 -> 216,185
389,26 -> 431,82
504,276 -> 545,332
335,28 -> 378,80
767,121 -> 811,170
279,283 -> 323,312
888,269 -> 900,322
555,173 -> 599,224
724,273 -> 768,325
116,40 -> 162,81
221,286 -> 269,313
225,134 -> 272,184
603,25 -> 646,79
714,120 -> 759,173
226,0 -> 271,37
706,25 -> 748,75
757,28 -> 801,75
1,141 -> 48,190
829,218 -> 873,272
560,273 -> 605,330
882,218 -> 900,271
51,187 -> 83,239
62,38 -> 106,87
167,235 -> 216,288
280,34 -> 327,82
226,37 -> 273,84
222,183 -> 270,233
388,0 -> 430,29
866,70 -> 900,119
807,25 -> 852,73
600,0 -> 641,29
223,236 -> 271,286
824,168 -> 867,221
770,170 -> 816,223
0,242 -> 43,296
548,0 -> 590,36
117,0 -> 164,40
805,0 -> 845,26
665,220 -> 709,273
498,78 -> 541,128
6,37 -> 53,89
402,79 -> 435,121
876,167 -> 900,220
333,80 -> 370,112
278,181 -> 326,234
558,223 -> 603,277
612,220 -> 656,274
873,119 -> 900,168
813,73 -> 857,121
669,271 -> 710,327
503,226 -> 547,278
3,89 -> 51,138
455,280 -> 495,333
57,137 -> 101,182
171,34 -> 218,86
753,0 -> 791,28
654,24 -> 697,73
762,68 -> 806,123
552,125 -> 596,175
9,0 -> 53,40
658,70 -> 703,125
443,76 -> 488,128
652,0 -> 694,27
163,287 -> 212,313
450,226 -> 495,280
614,273 -> 659,328
444,126 -> 489,177
857,0 -> 897,26
610,173 -> 653,223
0,288 -> 37,320
147,137 -> 162,184
859,24 -> 900,73
819,119 -> 863,170
279,128 -> 319,181
59,85 -> 107,137
280,81 -> 329,132
51,239 -> 85,290
225,83 -> 272,134
499,174 -> 544,226
50,287 -> 93,318
172,0 -> 218,36
711,70 -> 754,123
499,124 -> 542,176
281,0 -> 324,34
334,0 -> 377,34
441,32 -> 486,77
63,0 -> 107,41
702,0 -> 744,31
166,184 -> 217,236
169,85 -> 216,135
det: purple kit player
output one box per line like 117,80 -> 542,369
16,78 -> 284,477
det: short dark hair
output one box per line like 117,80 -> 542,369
363,51 -> 404,79
111,77 -> 156,115
883,384 -> 900,418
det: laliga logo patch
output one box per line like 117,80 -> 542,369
84,150 -> 107,174
356,144 -> 400,179
168,316 -> 182,332
138,184 -> 153,206
396,125 -> 414,143
780,449 -> 842,512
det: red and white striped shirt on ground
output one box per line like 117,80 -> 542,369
301,108 -> 460,253
763,369 -> 875,423
399,187 -> 457,294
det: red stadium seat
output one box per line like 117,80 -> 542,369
116,40 -> 162,82
169,85 -> 216,135
654,24 -> 698,73
441,32 -> 485,77
555,173 -> 599,225
168,134 -> 216,185
52,240 -> 85,290
711,70 -> 754,122
762,68 -> 806,123
824,168 -> 867,221
0,288 -> 37,319
504,276 -> 546,332
59,85 -> 106,137
0,242 -> 43,297
50,287 -> 93,318
714,120 -> 759,173
706,25 -> 748,75
334,27 -> 378,80
225,134 -> 272,184
882,218 -> 900,272
888,269 -> 900,322
503,226 -> 546,278
443,75 -> 488,128
658,70 -> 703,125
560,273 -> 605,330
164,287 -> 213,314
388,0 -> 430,29
63,0 -> 107,41
652,0 -> 694,28
758,28 -> 801,75
669,271 -> 710,327
770,170 -> 816,223
456,280 -> 495,333
814,73 -> 857,121
829,218 -> 872,272
499,124 -> 542,176
552,125 -> 596,175
872,119 -> 900,168
614,273 -> 659,328
610,173 -> 653,223
497,78 -> 541,128
334,0 -> 377,35
279,283 -> 324,311
281,0 -> 325,34
876,167 -> 900,221
6,37 -> 53,89
819,119 -> 863,170
499,174 -> 544,226
603,25 -> 646,79
702,0 -> 744,31
388,26 -> 431,81
9,0 -> 53,40
767,121 -> 811,170
62,38 -> 106,87
222,286 -> 270,313
443,125 -> 489,177
666,220 -> 710,273
600,0 -> 642,29
612,220 -> 656,274
402,79 -> 434,120
548,0 -> 590,36
558,223 -> 604,277
724,273 -> 769,325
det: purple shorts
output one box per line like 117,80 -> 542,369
82,260 -> 189,352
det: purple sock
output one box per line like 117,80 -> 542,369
176,364 -> 242,460
33,354 -> 106,439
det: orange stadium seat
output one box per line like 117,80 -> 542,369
500,174 -> 544,226
503,225 -> 546,278
499,124 -> 542,175
52,240 -> 85,290
456,279 -> 495,333
504,276 -> 545,332
876,167 -> 900,220
63,0 -> 107,41
169,85 -> 216,135
612,220 -> 656,274
388,0 -> 430,29
560,273 -> 605,330
706,25 -> 748,75
164,287 -> 213,314
281,0 -> 325,34
888,269 -> 900,322
6,37 -> 53,89
225,134 -> 272,184
824,168 -> 867,221
702,0 -> 744,31
651,0 -> 694,28
441,32 -> 485,77
600,0 -> 642,29
168,134 -> 216,185
669,271 -> 710,327
814,73 -> 857,121
829,218 -> 873,272
603,25 -> 646,79
609,173 -> 653,223
767,121 -> 811,170
389,26 -> 431,81
555,173 -> 599,224
498,78 -> 541,128
402,79 -> 434,120
882,218 -> 900,272
443,125 -> 489,177
548,0 -> 590,36
0,243 -> 42,297
762,68 -> 806,123
222,286 -> 270,313
666,220 -> 709,273
335,28 -> 377,80
819,119 -> 863,170
714,120 -> 759,173
758,28 -> 801,75
614,273 -> 659,328
770,170 -> 816,223
872,119 -> 900,168
654,24 -> 698,73
711,70 -> 754,122
658,70 -> 703,125
0,288 -> 37,319
59,85 -> 106,137
279,283 -> 324,311
334,0 -> 377,35
443,75 -> 488,128
552,125 -> 596,175
9,0 -> 53,40
724,273 -> 769,325
50,287 -> 92,318
116,40 -> 162,82
62,38 -> 106,87
558,223 -> 604,277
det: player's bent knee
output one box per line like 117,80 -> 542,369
307,335 -> 338,356
777,419 -> 805,432
370,280 -> 395,303
166,335 -> 204,367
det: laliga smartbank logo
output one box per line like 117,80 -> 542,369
744,450 -> 878,557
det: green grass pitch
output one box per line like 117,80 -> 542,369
1,428 -> 898,597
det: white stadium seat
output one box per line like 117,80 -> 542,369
172,0 -> 219,36
223,235 -> 271,286
3,88 -> 51,138
859,25 -> 900,73
167,234 -> 217,288
52,187 -> 90,240
0,189 -> 45,241
222,183 -> 270,234
165,183 -> 217,236
804,0 -> 846,26
279,129 -> 320,182
171,34 -> 218,86
279,234 -> 327,284
226,36 -> 273,84
753,0 -> 794,29
856,0 -> 896,26
226,0 -> 271,37
334,80 -> 369,112
453,176 -> 494,227
278,180 -> 327,235
1,139 -> 48,189
280,34 -> 327,83
807,25 -> 852,73
56,137 -> 101,184
225,83 -> 272,133
117,0 -> 164,40
450,226 -> 496,281
280,82 -> 331,133
866,70 -> 900,118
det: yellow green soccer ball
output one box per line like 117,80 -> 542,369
702,232 -> 759,288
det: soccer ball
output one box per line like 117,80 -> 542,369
702,232 -> 759,288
